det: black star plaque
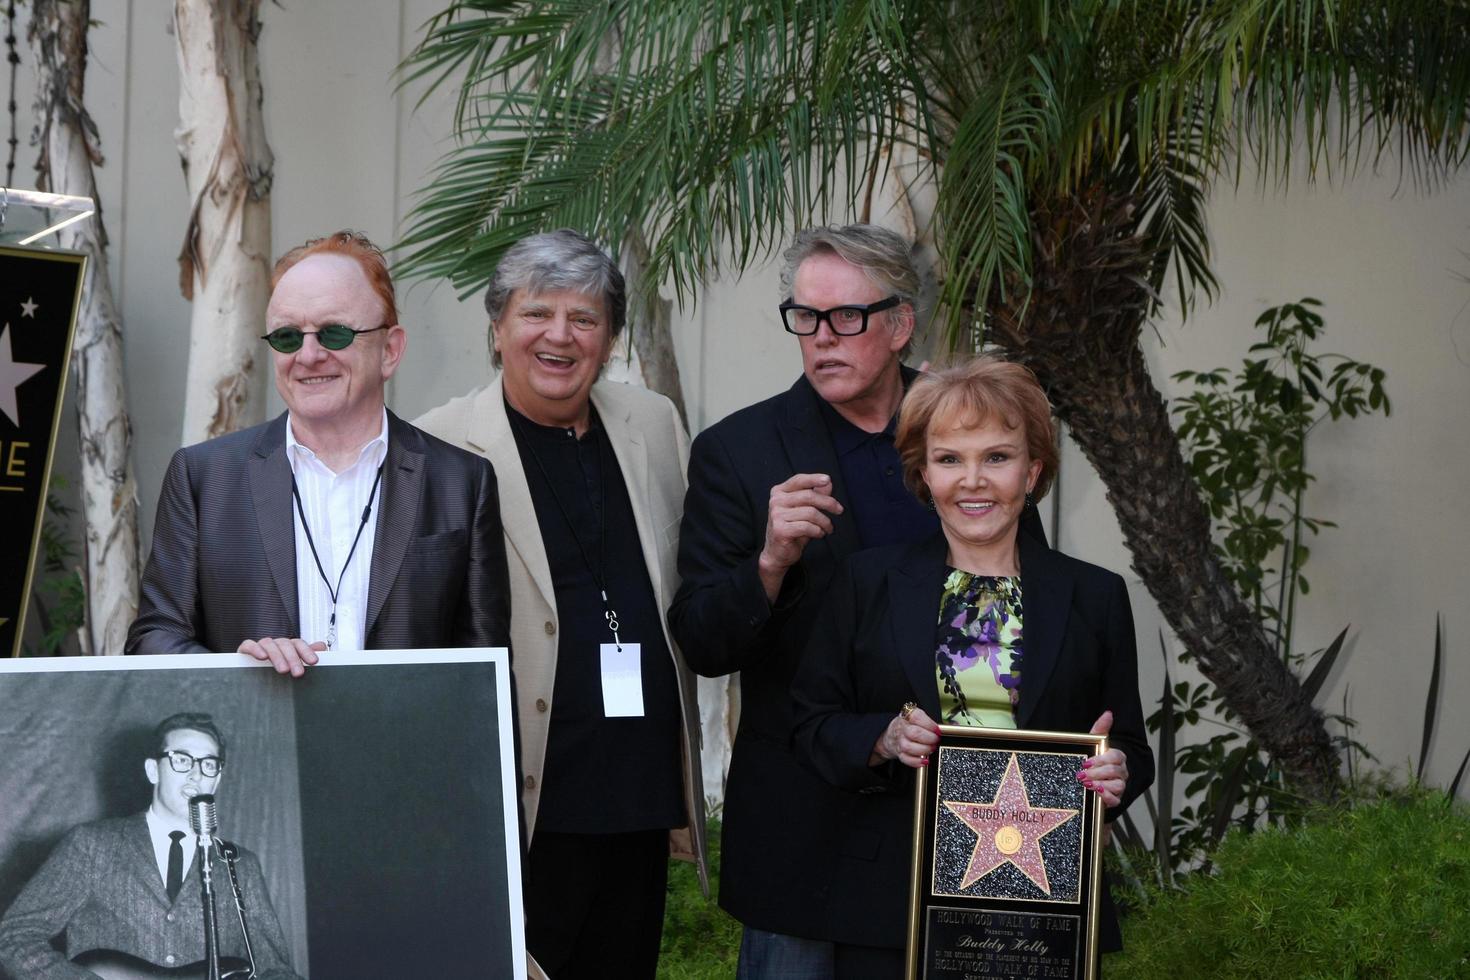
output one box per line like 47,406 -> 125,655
0,245 -> 86,658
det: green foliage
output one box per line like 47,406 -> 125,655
398,2 -> 1470,342
1111,302 -> 1390,874
1172,298 -> 1389,648
659,815 -> 740,979
1112,790 -> 1470,979
24,475 -> 85,657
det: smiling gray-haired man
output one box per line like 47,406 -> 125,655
415,228 -> 706,979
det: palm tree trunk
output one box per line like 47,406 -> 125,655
989,184 -> 1342,804
30,0 -> 140,655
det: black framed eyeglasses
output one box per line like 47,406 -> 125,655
261,324 -> 389,354
160,749 -> 224,778
778,295 -> 902,336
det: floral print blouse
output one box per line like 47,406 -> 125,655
934,569 -> 1023,729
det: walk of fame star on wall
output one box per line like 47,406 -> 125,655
933,749 -> 1084,901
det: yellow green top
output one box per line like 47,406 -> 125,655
934,569 -> 1023,730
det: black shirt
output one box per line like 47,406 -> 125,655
817,398 -> 938,550
507,402 -> 685,834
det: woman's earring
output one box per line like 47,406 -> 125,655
1024,490 -> 1036,509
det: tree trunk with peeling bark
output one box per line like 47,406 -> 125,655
623,230 -> 688,429
29,0 -> 139,656
987,182 -> 1341,803
173,0 -> 274,445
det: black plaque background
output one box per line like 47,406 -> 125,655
906,727 -> 1104,980
0,246 -> 85,658
923,906 -> 1081,979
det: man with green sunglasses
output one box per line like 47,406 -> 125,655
127,231 -> 511,667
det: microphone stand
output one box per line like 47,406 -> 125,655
195,831 -> 223,980
219,840 -> 260,978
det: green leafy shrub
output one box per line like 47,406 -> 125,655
1112,791 -> 1470,979
1113,299 -> 1391,882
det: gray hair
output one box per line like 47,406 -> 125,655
485,229 -> 626,366
778,223 -> 921,309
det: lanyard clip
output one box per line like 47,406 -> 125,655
602,590 -> 622,652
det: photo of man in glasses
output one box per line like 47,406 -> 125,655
125,231 -> 511,667
0,712 -> 302,979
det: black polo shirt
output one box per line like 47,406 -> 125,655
507,402 -> 685,834
817,399 -> 938,550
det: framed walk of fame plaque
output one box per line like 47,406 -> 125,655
906,726 -> 1106,980
0,244 -> 86,658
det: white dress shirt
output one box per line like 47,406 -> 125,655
145,806 -> 195,886
286,409 -> 389,652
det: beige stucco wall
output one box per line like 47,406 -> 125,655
11,1 -> 1469,797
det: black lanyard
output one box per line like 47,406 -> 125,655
508,411 -> 624,650
290,462 -> 384,650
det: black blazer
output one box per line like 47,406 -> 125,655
671,370 -> 1045,942
126,411 -> 511,655
792,529 -> 1154,952
669,373 -> 892,940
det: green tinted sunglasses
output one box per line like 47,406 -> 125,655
262,324 -> 388,353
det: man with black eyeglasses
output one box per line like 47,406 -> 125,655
671,224 -> 1046,975
668,224 -> 935,976
126,231 -> 511,665
0,712 -> 302,979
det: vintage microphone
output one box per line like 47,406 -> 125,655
189,794 -> 224,980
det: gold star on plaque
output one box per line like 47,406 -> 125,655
943,753 -> 1079,896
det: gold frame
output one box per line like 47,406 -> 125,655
3,244 -> 87,658
905,724 -> 1106,980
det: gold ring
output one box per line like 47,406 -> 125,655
901,702 -> 918,721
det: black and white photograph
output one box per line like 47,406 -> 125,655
0,650 -> 524,980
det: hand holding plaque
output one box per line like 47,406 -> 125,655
907,726 -> 1107,980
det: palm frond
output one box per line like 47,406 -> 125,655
398,0 -> 1470,344
397,1 -> 930,308
933,57 -> 1060,342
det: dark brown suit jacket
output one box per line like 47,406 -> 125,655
126,411 -> 511,654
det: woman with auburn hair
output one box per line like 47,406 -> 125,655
792,356 -> 1153,973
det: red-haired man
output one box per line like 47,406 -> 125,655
127,231 -> 510,663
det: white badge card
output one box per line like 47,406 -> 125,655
600,642 -> 645,717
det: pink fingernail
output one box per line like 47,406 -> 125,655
1075,771 -> 1087,780
1081,759 -> 1095,769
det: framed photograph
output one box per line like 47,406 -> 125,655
906,725 -> 1106,980
0,649 -> 524,980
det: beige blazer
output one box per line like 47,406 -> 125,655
415,376 -> 708,889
